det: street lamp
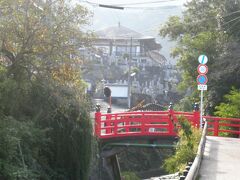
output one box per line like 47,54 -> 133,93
128,72 -> 136,109
127,37 -> 133,109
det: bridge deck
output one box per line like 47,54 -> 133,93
199,136 -> 240,180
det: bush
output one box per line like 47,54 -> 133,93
122,171 -> 140,180
163,116 -> 201,173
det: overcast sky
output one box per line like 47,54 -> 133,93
79,0 -> 188,32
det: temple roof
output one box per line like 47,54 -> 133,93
96,24 -> 152,40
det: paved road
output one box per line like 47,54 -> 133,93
90,98 -> 128,119
199,136 -> 240,180
93,98 -> 128,113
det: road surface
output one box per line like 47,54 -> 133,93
93,98 -> 128,113
199,136 -> 240,180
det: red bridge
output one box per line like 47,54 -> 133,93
94,109 -> 240,139
94,107 -> 240,180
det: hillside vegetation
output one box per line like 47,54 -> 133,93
160,0 -> 240,115
0,0 -> 93,179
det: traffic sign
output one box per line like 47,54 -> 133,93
197,55 -> 208,129
197,64 -> 208,74
198,85 -> 207,91
198,55 -> 208,64
197,74 -> 208,85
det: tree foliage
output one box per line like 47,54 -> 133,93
160,0 -> 240,107
0,0 -> 93,179
215,88 -> 240,118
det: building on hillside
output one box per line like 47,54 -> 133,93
85,23 -> 166,67
81,24 -> 179,105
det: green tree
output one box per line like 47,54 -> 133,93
0,0 -> 93,179
160,0 -> 240,107
215,88 -> 240,118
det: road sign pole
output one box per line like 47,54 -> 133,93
200,89 -> 203,128
197,54 -> 208,129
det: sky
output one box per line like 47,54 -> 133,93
79,0 -> 188,31
77,0 -> 189,64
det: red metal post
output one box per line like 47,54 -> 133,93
125,116 -> 129,133
141,114 -> 146,135
106,113 -> 111,134
214,119 -> 219,136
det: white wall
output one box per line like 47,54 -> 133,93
108,86 -> 128,98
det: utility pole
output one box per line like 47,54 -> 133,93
127,37 -> 132,109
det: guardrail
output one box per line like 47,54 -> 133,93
185,121 -> 208,180
203,116 -> 240,136
94,110 -> 200,139
95,108 -> 240,139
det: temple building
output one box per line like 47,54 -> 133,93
81,24 -> 179,105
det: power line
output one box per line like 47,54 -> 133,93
158,9 -> 240,30
84,0 -> 178,6
222,15 -> 240,27
83,0 -> 180,10
109,0 -> 178,6
81,0 -> 240,32
99,4 -> 124,10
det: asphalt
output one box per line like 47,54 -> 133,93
92,98 -> 128,113
90,98 -> 128,119
199,136 -> 240,180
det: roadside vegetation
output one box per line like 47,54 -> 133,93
163,116 -> 201,174
160,0 -> 240,113
0,0 -> 93,179
215,88 -> 240,118
122,171 -> 140,180
214,88 -> 240,137
161,0 -> 240,173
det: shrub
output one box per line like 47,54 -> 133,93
163,116 -> 201,173
122,171 -> 140,180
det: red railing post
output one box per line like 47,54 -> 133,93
114,114 -> 118,135
125,120 -> 129,133
141,113 -> 146,135
214,119 -> 219,136
106,113 -> 111,134
95,105 -> 101,138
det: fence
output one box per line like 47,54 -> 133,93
95,107 -> 240,139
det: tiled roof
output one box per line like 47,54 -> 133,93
96,25 -> 148,39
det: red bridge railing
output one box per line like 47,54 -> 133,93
94,109 -> 200,139
94,108 -> 240,139
203,116 -> 240,136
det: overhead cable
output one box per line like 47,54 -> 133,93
109,0 -> 178,6
83,0 -> 179,10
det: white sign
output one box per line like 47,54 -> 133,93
197,64 -> 208,74
198,55 -> 208,64
106,85 -> 128,98
198,85 -> 207,91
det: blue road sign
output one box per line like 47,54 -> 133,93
197,74 -> 208,85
